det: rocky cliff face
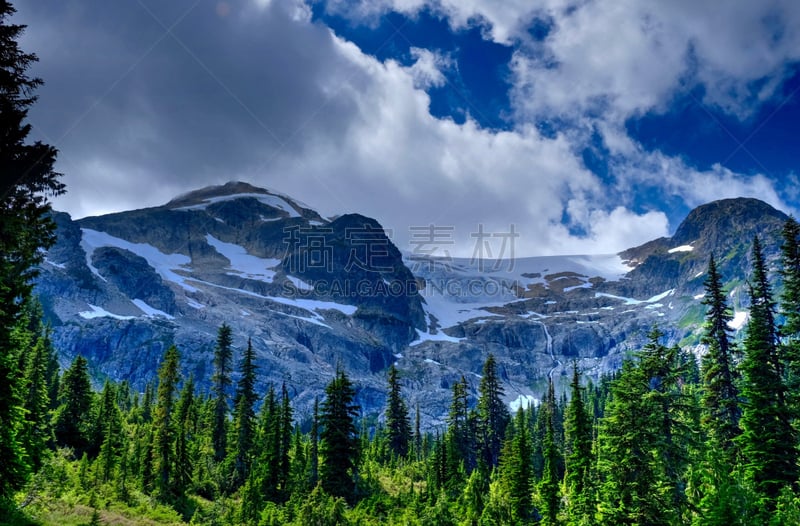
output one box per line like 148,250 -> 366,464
34,184 -> 789,426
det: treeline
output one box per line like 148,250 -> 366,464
3,218 -> 800,525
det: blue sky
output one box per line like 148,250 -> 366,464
14,0 -> 800,256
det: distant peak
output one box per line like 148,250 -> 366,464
166,181 -> 271,206
672,197 -> 787,245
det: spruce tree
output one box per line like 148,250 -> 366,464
173,375 -> 195,494
21,328 -> 54,471
212,323 -> 233,462
54,355 -> 94,455
0,1 -> 64,504
319,368 -> 360,503
501,406 -> 534,523
539,378 -> 562,525
738,237 -> 798,509
477,354 -> 510,469
700,255 -> 741,453
385,364 -> 411,458
152,345 -> 180,500
230,338 -> 257,490
779,217 -> 800,410
564,363 -> 594,526
95,380 -> 122,483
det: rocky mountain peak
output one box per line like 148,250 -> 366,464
672,197 -> 788,252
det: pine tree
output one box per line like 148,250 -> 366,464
310,396 -> 319,488
700,255 -> 741,453
501,406 -> 534,523
738,236 -> 798,510
278,382 -> 293,497
539,378 -> 562,525
319,368 -> 360,503
0,1 -> 64,505
95,381 -> 122,483
152,345 -> 180,500
54,355 -> 94,455
385,364 -> 411,458
445,375 -> 473,483
212,323 -> 233,462
230,338 -> 257,490
477,354 -> 510,469
20,327 -> 54,471
564,363 -> 595,526
779,217 -> 800,411
174,375 -> 195,493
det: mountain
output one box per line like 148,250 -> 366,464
34,183 -> 789,425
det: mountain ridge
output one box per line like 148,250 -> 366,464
35,183 -> 790,425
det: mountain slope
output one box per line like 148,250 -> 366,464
34,185 -> 789,424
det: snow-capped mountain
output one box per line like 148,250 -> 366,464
34,183 -> 789,425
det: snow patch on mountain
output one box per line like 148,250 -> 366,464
79,304 -> 135,321
132,299 -> 175,319
81,228 -> 196,291
668,244 -> 694,253
175,192 -> 301,217
205,234 -> 280,282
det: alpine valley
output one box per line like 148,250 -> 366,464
34,181 -> 788,427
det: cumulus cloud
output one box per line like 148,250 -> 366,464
13,0 -> 799,258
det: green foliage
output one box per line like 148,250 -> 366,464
54,356 -> 94,455
385,364 -> 411,459
319,368 -> 360,503
738,237 -> 799,514
212,323 -> 233,463
476,354 -> 510,470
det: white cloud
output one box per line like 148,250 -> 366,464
19,0 -> 797,259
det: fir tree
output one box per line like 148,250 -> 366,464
212,323 -> 233,462
230,338 -> 257,490
564,363 -> 595,526
477,354 -> 510,469
385,364 -> 411,458
0,0 -> 64,504
54,355 -> 94,455
319,368 -> 360,503
20,327 -> 54,471
539,378 -> 562,525
501,406 -> 534,523
174,375 -> 195,493
95,381 -> 122,483
700,255 -> 741,453
152,345 -> 180,500
738,237 -> 798,510
779,217 -> 800,411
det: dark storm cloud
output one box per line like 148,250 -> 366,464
16,0 -> 367,215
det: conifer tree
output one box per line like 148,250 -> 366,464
54,355 -> 94,455
738,237 -> 798,510
564,363 -> 594,525
501,406 -> 534,523
539,378 -> 562,525
95,381 -> 122,483
310,396 -> 319,487
173,375 -> 195,494
212,323 -> 233,462
278,382 -> 293,497
21,328 -> 54,470
779,217 -> 800,409
700,255 -> 741,453
152,345 -> 180,500
385,364 -> 411,458
445,375 -> 474,482
319,368 -> 360,503
0,0 -> 64,504
477,354 -> 510,469
230,338 -> 257,490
